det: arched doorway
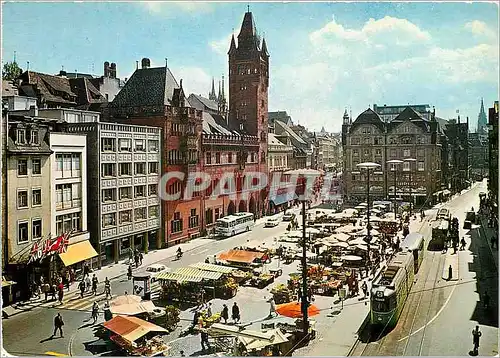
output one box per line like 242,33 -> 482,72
227,201 -> 235,215
249,196 -> 256,215
239,200 -> 247,212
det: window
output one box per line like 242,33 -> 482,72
102,163 -> 116,177
351,137 -> 360,145
18,190 -> 28,208
18,221 -> 29,243
119,187 -> 132,200
228,152 -> 233,163
135,163 -> 146,175
102,213 -> 116,227
401,137 -> 411,144
119,210 -> 132,224
206,209 -> 213,225
119,163 -> 132,176
403,149 -> 411,157
32,158 -> 41,175
30,130 -> 39,145
134,208 -> 147,220
32,189 -> 41,206
56,212 -> 81,235
364,137 -> 371,145
404,125 -> 410,133
32,219 -> 42,239
390,149 -> 397,158
119,139 -> 132,152
149,206 -> 158,218
206,152 -> 212,165
171,212 -> 183,233
102,188 -> 116,202
376,149 -> 382,156
148,162 -> 158,174
135,139 -> 145,151
215,153 -> 221,164
352,149 -> 359,157
148,184 -> 157,196
102,138 -> 116,152
364,149 -> 370,156
148,140 -> 159,152
189,209 -> 199,228
134,185 -> 146,198
417,149 -> 425,157
418,161 -> 425,171
17,129 -> 26,144
18,159 -> 28,176
403,162 -> 410,171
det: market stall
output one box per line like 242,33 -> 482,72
217,249 -> 269,270
102,315 -> 169,356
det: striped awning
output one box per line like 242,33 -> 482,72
189,262 -> 236,274
155,272 -> 204,283
174,267 -> 224,280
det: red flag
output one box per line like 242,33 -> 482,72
42,239 -> 52,255
49,235 -> 64,254
58,231 -> 71,254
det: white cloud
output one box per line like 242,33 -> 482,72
141,2 -> 212,16
210,33 -> 233,55
310,15 -> 431,52
175,66 -> 212,97
465,20 -> 497,41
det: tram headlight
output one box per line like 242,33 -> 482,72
376,291 -> 383,298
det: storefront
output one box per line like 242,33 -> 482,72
269,193 -> 298,214
58,240 -> 99,278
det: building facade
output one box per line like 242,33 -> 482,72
342,107 -> 442,205
488,101 -> 499,208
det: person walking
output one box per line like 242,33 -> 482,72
91,301 -> 100,324
200,329 -> 210,351
268,297 -> 277,318
127,264 -> 133,280
92,274 -> 98,296
206,302 -> 212,317
138,252 -> 143,265
85,275 -> 91,292
232,302 -> 240,323
460,237 -> 466,251
472,325 -> 482,355
361,281 -> 368,299
78,279 -> 86,298
52,313 -> 64,338
448,265 -> 453,281
221,304 -> 229,324
57,282 -> 64,305
104,277 -> 111,299
134,254 -> 139,268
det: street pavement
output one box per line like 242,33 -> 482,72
352,180 -> 498,356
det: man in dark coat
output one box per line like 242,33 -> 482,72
232,302 -> 240,323
472,325 -> 482,355
52,313 -> 64,338
221,304 -> 229,324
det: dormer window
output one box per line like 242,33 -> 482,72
30,130 -> 39,145
17,129 -> 26,144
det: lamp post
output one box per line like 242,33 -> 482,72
387,159 -> 403,220
356,162 -> 381,267
404,158 -> 417,215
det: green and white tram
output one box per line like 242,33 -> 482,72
370,251 -> 414,328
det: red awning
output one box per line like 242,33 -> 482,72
217,249 -> 265,264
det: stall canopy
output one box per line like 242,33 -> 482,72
269,193 -> 298,206
103,315 -> 167,343
174,267 -> 224,280
110,301 -> 157,316
189,262 -> 237,274
239,329 -> 290,350
111,295 -> 142,306
208,323 -> 289,348
59,240 -> 98,267
217,249 -> 265,264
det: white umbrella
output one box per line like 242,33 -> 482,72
287,231 -> 303,238
341,255 -> 363,261
354,205 -> 365,210
336,225 -> 360,233
349,238 -> 367,246
355,228 -> 380,236
332,242 -> 349,248
305,227 -> 321,235
370,209 -> 382,214
356,244 -> 380,251
359,203 -> 368,207
328,233 -> 351,242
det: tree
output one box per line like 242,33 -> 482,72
2,61 -> 22,81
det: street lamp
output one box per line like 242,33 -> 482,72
387,159 -> 403,220
404,158 -> 417,215
356,162 -> 381,267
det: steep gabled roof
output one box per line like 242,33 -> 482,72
19,71 -> 77,104
387,107 -> 429,133
189,94 -> 218,112
275,120 -> 306,145
202,112 -> 240,136
110,67 -> 190,108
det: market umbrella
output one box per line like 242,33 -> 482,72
287,231 -> 303,238
276,301 -> 320,318
370,209 -> 382,214
354,228 -> 380,236
336,225 -> 360,233
305,228 -> 321,235
359,203 -> 368,207
340,255 -> 363,261
329,233 -> 351,242
348,237 -> 368,246
342,209 -> 358,217
354,205 -> 365,210
110,294 -> 142,306
331,242 -> 349,248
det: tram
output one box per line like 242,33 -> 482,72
401,232 -> 425,273
370,251 -> 414,328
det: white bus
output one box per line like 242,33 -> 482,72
215,212 -> 255,237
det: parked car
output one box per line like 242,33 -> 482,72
282,212 -> 296,222
265,217 -> 280,227
146,264 -> 171,282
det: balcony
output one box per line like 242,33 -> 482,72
202,133 -> 259,147
56,199 -> 82,211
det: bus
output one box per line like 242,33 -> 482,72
401,232 -> 425,273
215,212 -> 255,237
370,251 -> 414,328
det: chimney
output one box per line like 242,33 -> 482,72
104,61 -> 110,77
110,63 -> 116,79
141,58 -> 150,69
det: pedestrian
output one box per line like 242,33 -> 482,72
205,257 -> 210,264
138,252 -> 143,265
92,274 -> 98,296
57,282 -> 64,304
483,291 -> 490,310
104,277 -> 111,299
85,275 -> 91,292
472,325 -> 482,355
448,265 -> 453,281
361,281 -> 368,299
127,264 -> 133,280
192,310 -> 200,327
200,329 -> 210,351
91,301 -> 100,324
52,313 -> 64,338
221,304 -> 229,324
268,297 -> 277,318
232,302 -> 240,323
491,236 -> 496,249
460,237 -> 466,251
83,263 -> 90,278
134,254 -> 139,268
207,302 -> 212,317
297,287 -> 302,302
79,279 -> 86,298
199,288 -> 206,309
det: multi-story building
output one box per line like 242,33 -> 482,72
268,133 -> 293,172
64,118 -> 162,267
315,128 -> 341,171
488,101 -> 499,208
342,106 -> 442,205
272,117 -> 308,169
373,103 -> 432,122
469,99 -> 490,181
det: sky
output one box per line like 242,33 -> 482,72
2,1 -> 499,132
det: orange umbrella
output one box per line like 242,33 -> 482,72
276,301 -> 320,318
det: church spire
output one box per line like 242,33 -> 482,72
477,97 -> 488,133
236,10 -> 259,54
209,77 -> 217,101
261,36 -> 269,58
228,33 -> 237,55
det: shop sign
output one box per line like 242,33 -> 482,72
27,231 -> 72,264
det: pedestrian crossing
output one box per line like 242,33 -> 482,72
25,282 -> 162,312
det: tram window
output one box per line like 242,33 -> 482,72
388,296 -> 397,310
372,300 -> 390,312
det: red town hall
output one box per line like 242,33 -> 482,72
107,10 -> 270,247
